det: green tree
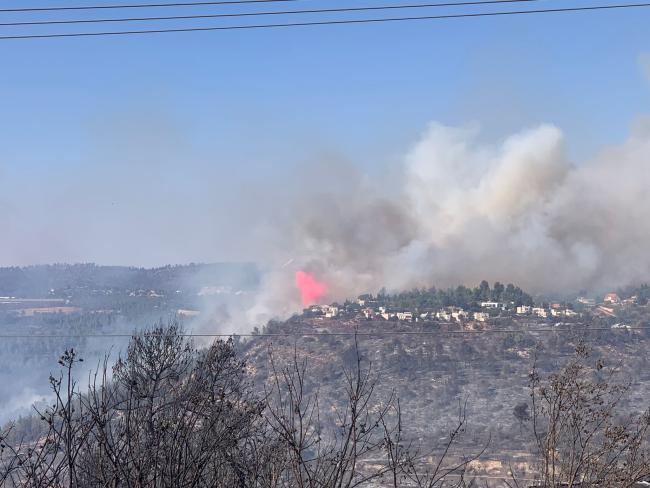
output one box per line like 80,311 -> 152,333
478,280 -> 491,301
492,281 -> 505,301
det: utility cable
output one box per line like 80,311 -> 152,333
1,2 -> 649,40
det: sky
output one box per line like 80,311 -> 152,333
1,0 -> 649,267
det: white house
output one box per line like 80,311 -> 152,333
324,305 -> 339,318
452,310 -> 468,322
362,308 -> 375,319
396,312 -> 413,321
532,307 -> 548,318
436,311 -> 452,321
577,297 -> 596,306
611,323 -> 631,329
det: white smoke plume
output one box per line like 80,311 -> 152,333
247,118 -> 650,324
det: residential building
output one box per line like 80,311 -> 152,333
577,297 -> 596,306
611,323 -> 631,329
436,311 -> 452,321
532,307 -> 548,318
309,304 -> 339,317
452,310 -> 468,322
362,308 -> 375,319
396,311 -> 413,322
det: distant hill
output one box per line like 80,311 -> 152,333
0,263 -> 260,298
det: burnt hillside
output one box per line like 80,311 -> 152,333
240,316 -> 650,476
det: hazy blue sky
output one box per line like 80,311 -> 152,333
1,0 -> 649,266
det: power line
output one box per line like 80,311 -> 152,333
1,2 -> 649,40
0,0 -> 545,27
0,0 -> 306,14
0,327 -> 647,338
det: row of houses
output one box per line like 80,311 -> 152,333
516,305 -> 580,318
371,305 -> 580,322
311,302 -> 583,323
310,291 -> 643,324
362,307 -> 415,321
309,304 -> 341,318
363,306 -> 491,323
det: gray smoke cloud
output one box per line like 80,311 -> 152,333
246,118 -> 650,324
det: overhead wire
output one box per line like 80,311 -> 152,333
0,0 -> 309,13
1,2 -> 649,40
0,326 -> 648,338
0,0 -> 547,27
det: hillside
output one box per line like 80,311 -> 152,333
240,315 -> 650,478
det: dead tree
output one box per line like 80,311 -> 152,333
264,335 -> 482,488
399,399 -> 488,488
511,342 -> 650,488
0,348 -> 91,488
76,323 -> 273,487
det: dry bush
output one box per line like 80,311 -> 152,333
509,343 -> 650,488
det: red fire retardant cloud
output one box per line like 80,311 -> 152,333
295,271 -> 328,306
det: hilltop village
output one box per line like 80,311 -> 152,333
301,281 -> 650,330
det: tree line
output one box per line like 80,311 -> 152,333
354,281 -> 534,312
